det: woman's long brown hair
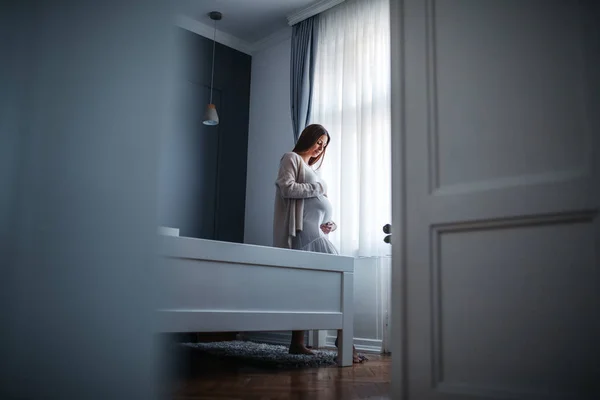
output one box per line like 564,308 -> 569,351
292,124 -> 330,168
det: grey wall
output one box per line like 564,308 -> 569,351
244,35 -> 295,246
159,28 -> 251,243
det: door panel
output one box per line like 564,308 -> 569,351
391,0 -> 599,399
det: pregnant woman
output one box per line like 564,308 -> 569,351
273,124 -> 364,363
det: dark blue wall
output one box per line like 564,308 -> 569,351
159,28 -> 251,243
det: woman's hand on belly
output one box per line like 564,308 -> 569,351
320,222 -> 334,235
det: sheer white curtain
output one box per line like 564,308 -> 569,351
310,0 -> 391,257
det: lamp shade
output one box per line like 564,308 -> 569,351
202,104 -> 219,126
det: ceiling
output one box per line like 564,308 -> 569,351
176,0 -> 317,44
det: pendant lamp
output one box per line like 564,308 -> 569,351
203,11 -> 222,126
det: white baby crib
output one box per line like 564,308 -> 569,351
155,232 -> 356,366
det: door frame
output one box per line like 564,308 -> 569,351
389,0 -> 408,397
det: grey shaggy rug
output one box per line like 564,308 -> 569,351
181,340 -> 339,369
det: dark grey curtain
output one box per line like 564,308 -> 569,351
290,16 -> 319,143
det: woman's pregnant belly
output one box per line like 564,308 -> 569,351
303,195 -> 333,227
293,195 -> 335,250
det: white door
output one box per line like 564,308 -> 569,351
390,0 -> 599,399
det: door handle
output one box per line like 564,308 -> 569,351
383,224 -> 391,244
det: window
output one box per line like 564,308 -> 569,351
311,0 -> 391,257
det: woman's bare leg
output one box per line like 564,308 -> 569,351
289,330 -> 314,355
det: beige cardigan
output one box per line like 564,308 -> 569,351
272,152 -> 326,249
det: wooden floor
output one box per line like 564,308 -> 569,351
169,346 -> 391,400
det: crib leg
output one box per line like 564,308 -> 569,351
338,271 -> 354,367
337,329 -> 353,367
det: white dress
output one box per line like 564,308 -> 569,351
292,160 -> 339,255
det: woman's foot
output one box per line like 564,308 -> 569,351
289,343 -> 315,355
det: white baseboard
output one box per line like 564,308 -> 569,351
240,332 -> 383,354
324,335 -> 383,354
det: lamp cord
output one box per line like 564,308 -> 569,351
209,18 -> 216,105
